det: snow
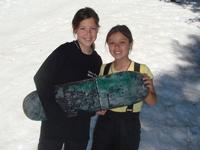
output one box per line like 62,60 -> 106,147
0,0 -> 200,149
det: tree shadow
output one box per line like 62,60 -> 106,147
160,0 -> 200,9
160,0 -> 200,29
140,34 -> 200,149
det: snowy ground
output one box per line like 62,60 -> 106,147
0,0 -> 200,150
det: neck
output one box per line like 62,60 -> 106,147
76,41 -> 93,55
81,48 -> 93,55
113,58 -> 131,72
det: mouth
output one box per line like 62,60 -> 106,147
84,38 -> 93,42
114,51 -> 121,55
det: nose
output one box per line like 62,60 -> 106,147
85,28 -> 92,33
114,43 -> 120,49
84,29 -> 92,37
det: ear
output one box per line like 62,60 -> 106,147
73,29 -> 77,34
129,42 -> 133,50
97,27 -> 100,33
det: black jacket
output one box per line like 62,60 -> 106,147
34,41 -> 102,141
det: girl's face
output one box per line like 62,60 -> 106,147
75,18 -> 98,51
107,32 -> 132,61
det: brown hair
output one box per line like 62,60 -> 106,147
72,7 -> 100,50
106,25 -> 133,44
72,7 -> 100,33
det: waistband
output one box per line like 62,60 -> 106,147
105,110 -> 140,119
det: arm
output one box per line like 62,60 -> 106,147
34,46 -> 64,120
96,110 -> 107,115
143,74 -> 157,106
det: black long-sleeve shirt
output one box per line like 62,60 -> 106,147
34,41 -> 102,141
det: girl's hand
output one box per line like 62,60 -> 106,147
96,110 -> 107,115
143,74 -> 154,93
142,74 -> 157,106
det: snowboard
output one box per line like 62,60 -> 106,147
23,71 -> 147,121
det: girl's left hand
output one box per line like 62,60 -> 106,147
142,74 -> 157,106
96,110 -> 107,115
143,74 -> 154,92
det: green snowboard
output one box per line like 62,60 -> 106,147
23,71 -> 147,121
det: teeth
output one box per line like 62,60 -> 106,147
114,51 -> 121,54
85,40 -> 91,42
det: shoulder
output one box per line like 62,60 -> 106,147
130,61 -> 153,79
55,41 -> 75,51
99,64 -> 105,76
100,63 -> 107,69
91,48 -> 102,60
139,63 -> 153,79
99,63 -> 112,76
92,50 -> 102,59
88,50 -> 102,67
51,41 -> 76,56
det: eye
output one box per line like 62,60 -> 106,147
89,27 -> 98,32
79,27 -> 86,30
120,41 -> 126,44
108,42 -> 114,46
91,27 -> 98,31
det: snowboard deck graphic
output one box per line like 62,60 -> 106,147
23,71 -> 147,121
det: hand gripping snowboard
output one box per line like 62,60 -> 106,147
23,71 -> 148,121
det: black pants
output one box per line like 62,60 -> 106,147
38,118 -> 90,150
92,111 -> 141,150
38,139 -> 87,150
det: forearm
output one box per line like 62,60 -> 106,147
142,75 -> 157,106
144,90 -> 157,106
34,72 -> 64,120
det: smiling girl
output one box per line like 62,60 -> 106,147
92,25 -> 157,150
34,7 -> 102,150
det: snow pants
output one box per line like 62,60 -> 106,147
38,139 -> 87,150
91,111 -> 141,150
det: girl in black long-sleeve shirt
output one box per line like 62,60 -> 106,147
34,7 -> 102,150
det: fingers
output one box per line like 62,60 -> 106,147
142,74 -> 154,91
96,110 -> 107,115
143,74 -> 151,85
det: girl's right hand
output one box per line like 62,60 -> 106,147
96,110 -> 107,115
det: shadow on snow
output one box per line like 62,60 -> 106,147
140,34 -> 200,149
